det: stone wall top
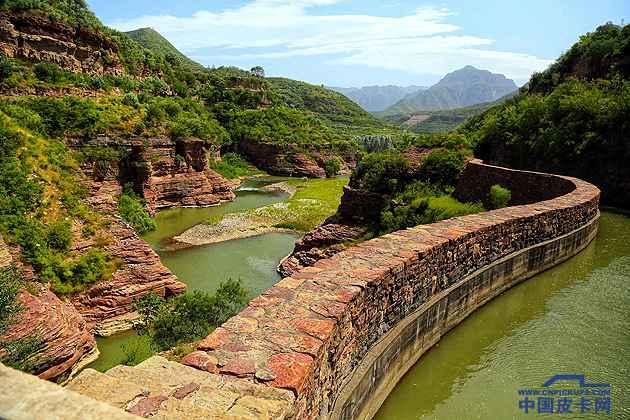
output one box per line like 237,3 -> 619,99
184,160 -> 601,418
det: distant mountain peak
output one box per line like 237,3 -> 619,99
383,66 -> 518,115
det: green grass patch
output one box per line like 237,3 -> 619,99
270,177 -> 348,231
209,153 -> 260,179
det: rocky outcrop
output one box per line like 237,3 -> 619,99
75,136 -> 236,213
238,138 -> 358,178
0,238 -> 97,385
0,11 -> 124,75
278,223 -> 367,277
70,180 -> 186,336
1,286 -> 99,385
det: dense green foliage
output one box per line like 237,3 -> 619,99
0,265 -> 23,334
209,153 -> 259,179
528,23 -> 630,94
380,182 -> 484,234
489,185 -> 511,209
0,111 -> 113,294
119,189 -> 156,234
1,0 -> 101,29
0,335 -> 45,373
135,280 -> 248,350
124,28 -> 204,71
229,106 -> 346,146
462,24 -> 630,208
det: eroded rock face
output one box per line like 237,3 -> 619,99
0,12 -> 124,75
238,138 -> 358,178
74,136 -> 236,214
1,238 -> 97,384
71,180 -> 186,336
1,286 -> 99,384
278,223 -> 368,277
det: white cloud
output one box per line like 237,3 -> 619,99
110,0 -> 552,82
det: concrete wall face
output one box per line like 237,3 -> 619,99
186,160 -> 601,419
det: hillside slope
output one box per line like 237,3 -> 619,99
463,23 -> 630,208
125,27 -> 204,71
385,66 -> 518,115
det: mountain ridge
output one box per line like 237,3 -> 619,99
329,85 -> 427,112
384,66 -> 518,115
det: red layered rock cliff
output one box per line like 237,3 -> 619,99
70,180 -> 186,336
0,238 -> 97,384
0,11 -> 123,76
238,138 -> 358,178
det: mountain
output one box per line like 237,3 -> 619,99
329,85 -> 426,112
384,66 -> 518,115
125,27 -> 204,71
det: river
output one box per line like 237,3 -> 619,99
375,211 -> 630,420
88,176 -> 300,372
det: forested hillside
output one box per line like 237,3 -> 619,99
463,23 -> 630,208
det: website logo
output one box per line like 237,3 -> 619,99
517,374 -> 612,415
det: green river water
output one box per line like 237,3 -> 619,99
375,212 -> 630,420
88,177 -> 300,371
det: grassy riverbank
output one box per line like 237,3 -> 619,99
174,177 -> 348,246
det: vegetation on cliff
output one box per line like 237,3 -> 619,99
0,111 -> 115,295
135,280 -> 248,351
463,23 -> 630,208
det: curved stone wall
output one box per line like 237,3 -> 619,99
185,160 -> 600,419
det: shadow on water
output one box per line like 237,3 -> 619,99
375,212 -> 630,420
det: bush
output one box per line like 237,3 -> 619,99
209,153 -> 257,179
46,221 -> 72,252
489,184 -> 511,209
122,92 -> 140,108
418,148 -> 467,187
378,182 -> 484,234
324,158 -> 341,178
121,336 -> 153,366
119,189 -> 156,234
350,150 -> 411,194
0,335 -> 44,374
33,62 -> 64,83
0,55 -> 13,81
135,279 -> 248,351
0,265 -> 23,334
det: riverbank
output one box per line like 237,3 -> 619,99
174,177 -> 348,246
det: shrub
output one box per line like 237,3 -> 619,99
0,335 -> 44,374
135,279 -> 248,351
122,92 -> 140,108
0,55 -> 13,81
0,265 -> 23,334
209,153 -> 257,179
350,150 -> 411,194
46,221 -> 72,252
119,189 -> 156,234
418,148 -> 467,187
33,62 -> 64,83
489,184 -> 512,209
378,182 -> 484,234
121,336 -> 153,366
324,158 -> 341,178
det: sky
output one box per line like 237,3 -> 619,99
87,0 -> 630,87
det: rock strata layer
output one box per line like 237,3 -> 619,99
0,11 -> 123,75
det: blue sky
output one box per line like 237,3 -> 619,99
87,0 -> 630,87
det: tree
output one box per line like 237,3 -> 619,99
250,66 -> 265,78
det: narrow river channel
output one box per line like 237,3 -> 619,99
375,211 -> 630,420
88,176 -> 300,371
